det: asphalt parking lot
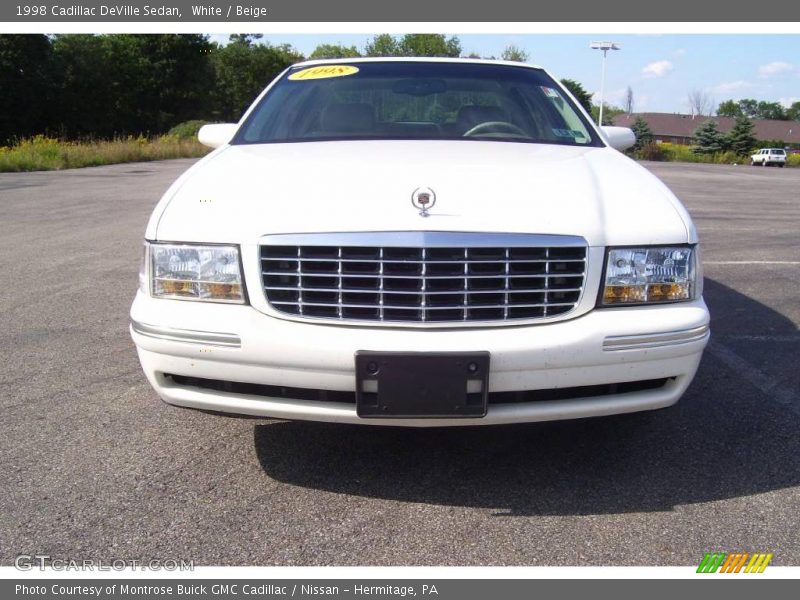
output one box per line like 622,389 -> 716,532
1,159 -> 798,566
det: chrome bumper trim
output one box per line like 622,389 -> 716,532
130,320 -> 241,348
259,231 -> 588,248
603,325 -> 709,351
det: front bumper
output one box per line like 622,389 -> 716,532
130,290 -> 709,426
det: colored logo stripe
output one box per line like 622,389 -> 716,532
745,553 -> 773,573
697,552 -> 726,573
720,553 -> 749,573
697,552 -> 772,573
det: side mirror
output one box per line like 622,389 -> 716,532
198,123 -> 238,149
600,126 -> 636,152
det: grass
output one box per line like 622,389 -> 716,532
0,135 -> 210,172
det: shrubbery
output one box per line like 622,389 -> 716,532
167,120 -> 210,140
633,143 -> 665,161
634,142 -> 756,165
0,135 -> 209,172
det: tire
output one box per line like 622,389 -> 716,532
779,163 -> 785,168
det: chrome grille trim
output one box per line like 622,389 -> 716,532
259,231 -> 587,248
259,232 -> 587,324
261,272 -> 580,280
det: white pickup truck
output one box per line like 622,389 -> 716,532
751,148 -> 787,167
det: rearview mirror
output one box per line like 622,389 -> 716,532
392,78 -> 447,96
198,123 -> 238,149
600,126 -> 636,152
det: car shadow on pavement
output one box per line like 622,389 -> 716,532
253,278 -> 799,516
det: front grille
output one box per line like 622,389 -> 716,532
260,232 -> 587,324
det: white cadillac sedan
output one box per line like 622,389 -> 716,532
130,58 -> 710,426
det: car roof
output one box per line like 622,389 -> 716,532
290,56 -> 545,71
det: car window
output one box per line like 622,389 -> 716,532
234,62 -> 600,147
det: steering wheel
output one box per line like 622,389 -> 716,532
463,121 -> 528,137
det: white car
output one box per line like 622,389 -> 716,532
751,148 -> 787,167
130,58 -> 709,427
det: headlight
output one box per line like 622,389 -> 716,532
148,242 -> 245,303
601,246 -> 696,306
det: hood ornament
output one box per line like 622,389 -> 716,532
411,187 -> 436,217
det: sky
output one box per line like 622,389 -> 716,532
209,33 -> 800,114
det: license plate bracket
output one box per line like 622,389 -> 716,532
355,351 -> 490,418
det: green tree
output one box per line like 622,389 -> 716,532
692,120 -> 727,154
721,98 -> 795,120
51,34 -> 115,137
717,99 -> 742,117
559,79 -> 593,114
309,43 -> 361,59
787,101 -> 800,121
738,99 -> 759,119
365,34 -> 461,58
631,116 -> 654,151
211,40 -> 303,121
228,34 -> 263,46
399,34 -> 461,57
0,34 -> 54,144
51,34 -> 215,138
500,44 -> 528,62
137,34 -> 216,132
364,34 -> 400,57
107,34 -> 216,135
591,103 -> 624,126
726,115 -> 757,156
756,101 -> 786,120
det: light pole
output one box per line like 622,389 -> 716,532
591,41 -> 620,126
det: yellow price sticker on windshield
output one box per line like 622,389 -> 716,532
288,65 -> 360,81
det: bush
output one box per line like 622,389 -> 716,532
788,153 -> 800,168
641,142 -> 746,166
659,142 -> 699,163
634,142 -> 665,161
711,151 -> 741,165
167,120 -> 209,140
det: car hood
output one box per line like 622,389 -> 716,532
150,140 -> 692,246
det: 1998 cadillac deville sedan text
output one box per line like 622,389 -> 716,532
130,58 -> 710,426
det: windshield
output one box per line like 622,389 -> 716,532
234,61 -> 601,147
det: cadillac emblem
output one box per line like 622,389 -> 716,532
411,187 -> 436,217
